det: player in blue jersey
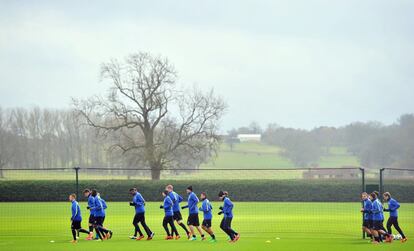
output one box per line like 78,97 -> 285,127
129,188 -> 155,240
181,186 -> 205,241
90,189 -> 113,240
360,192 -> 373,239
218,191 -> 240,243
160,190 -> 179,240
83,189 -> 95,240
199,192 -> 216,242
383,192 -> 407,243
69,194 -> 90,243
166,184 -> 191,239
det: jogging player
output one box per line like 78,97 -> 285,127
91,189 -> 113,240
160,190 -> 179,240
383,192 -> 407,243
69,194 -> 90,243
166,184 -> 191,239
218,191 -> 240,243
83,189 -> 95,240
182,186 -> 205,241
360,192 -> 373,239
129,188 -> 154,240
199,192 -> 216,242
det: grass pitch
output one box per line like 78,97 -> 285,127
0,202 -> 412,251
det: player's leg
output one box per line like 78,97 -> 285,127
220,217 -> 232,240
192,214 -> 205,240
202,220 -> 216,241
132,213 -> 143,239
226,218 -> 239,241
163,216 -> 172,238
168,216 -> 179,238
386,217 -> 393,235
187,214 -> 197,240
86,215 -> 94,240
392,217 -> 406,239
174,212 -> 190,238
139,213 -> 154,240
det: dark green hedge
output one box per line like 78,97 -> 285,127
0,180 -> 413,202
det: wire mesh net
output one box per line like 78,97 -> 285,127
0,167 -> 370,239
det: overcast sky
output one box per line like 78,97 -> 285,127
1,0 -> 413,130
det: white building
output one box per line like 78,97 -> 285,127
237,134 -> 262,142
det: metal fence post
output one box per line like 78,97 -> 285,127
379,168 -> 385,200
74,167 -> 80,200
360,167 -> 365,239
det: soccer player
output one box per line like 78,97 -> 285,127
370,192 -> 392,244
166,184 -> 191,239
383,192 -> 407,243
160,190 -> 179,240
129,188 -> 155,240
83,189 -> 95,240
218,191 -> 240,243
91,189 -> 113,240
181,186 -> 205,241
199,192 -> 216,242
69,194 -> 89,243
360,192 -> 372,239
93,193 -> 108,240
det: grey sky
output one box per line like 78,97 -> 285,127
1,0 -> 413,130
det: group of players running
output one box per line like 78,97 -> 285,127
361,191 -> 408,244
68,184 -> 240,243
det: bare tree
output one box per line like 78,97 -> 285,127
0,108 -> 14,178
73,52 -> 227,179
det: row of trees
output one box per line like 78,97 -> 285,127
229,115 -> 414,169
0,53 -> 227,179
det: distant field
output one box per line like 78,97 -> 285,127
0,143 -> 360,180
200,143 -> 360,169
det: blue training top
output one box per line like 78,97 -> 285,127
363,198 -> 372,220
199,198 -> 213,220
71,200 -> 82,222
93,195 -> 105,217
371,199 -> 383,221
223,197 -> 234,218
187,192 -> 199,214
168,191 -> 183,213
87,195 -> 95,215
387,198 -> 400,217
163,196 -> 174,217
132,192 -> 146,214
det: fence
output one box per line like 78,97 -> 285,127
0,167 -> 413,240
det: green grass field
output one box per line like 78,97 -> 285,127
0,202 -> 412,251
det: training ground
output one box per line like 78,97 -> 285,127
0,202 -> 412,251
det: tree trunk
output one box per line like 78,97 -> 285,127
150,168 -> 161,180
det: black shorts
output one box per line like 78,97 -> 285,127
94,216 -> 104,226
372,220 -> 384,231
88,215 -> 95,224
173,211 -> 183,221
363,219 -> 372,228
71,220 -> 82,230
202,219 -> 212,228
133,212 -> 146,225
187,213 -> 200,226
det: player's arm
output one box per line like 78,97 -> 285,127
71,203 -> 76,221
102,200 -> 107,209
135,194 -> 145,206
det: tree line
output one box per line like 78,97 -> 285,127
228,115 -> 414,169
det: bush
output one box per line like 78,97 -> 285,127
1,179 -> 413,202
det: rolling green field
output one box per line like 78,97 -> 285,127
201,143 -> 360,169
0,202 -> 412,251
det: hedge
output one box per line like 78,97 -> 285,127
0,180 -> 413,202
